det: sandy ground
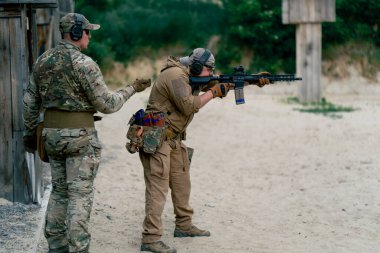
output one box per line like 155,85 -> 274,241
0,183 -> 50,253
2,77 -> 380,253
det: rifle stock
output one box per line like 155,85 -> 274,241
189,65 -> 302,105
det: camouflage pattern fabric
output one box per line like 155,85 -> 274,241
43,127 -> 101,252
23,39 -> 135,253
59,13 -> 100,33
23,40 -> 134,137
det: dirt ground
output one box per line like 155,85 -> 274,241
2,75 -> 380,253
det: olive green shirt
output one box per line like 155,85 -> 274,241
23,40 -> 134,136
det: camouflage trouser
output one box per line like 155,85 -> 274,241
139,139 -> 193,244
43,127 -> 102,253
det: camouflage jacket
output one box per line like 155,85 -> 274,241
23,40 -> 134,136
146,56 -> 201,133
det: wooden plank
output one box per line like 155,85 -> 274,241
51,7 -> 60,47
0,15 -> 14,201
282,0 -> 289,24
0,10 -> 22,18
10,7 -> 32,203
296,23 -> 321,102
28,6 -> 38,70
0,0 -> 20,4
0,2 -> 57,10
13,132 -> 32,203
310,0 -> 316,22
58,0 -> 74,13
0,4 -> 49,204
11,12 -> 27,132
22,0 -> 57,4
325,0 -> 336,21
0,0 -> 57,4
282,0 -> 336,24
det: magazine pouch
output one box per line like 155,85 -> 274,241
142,126 -> 165,154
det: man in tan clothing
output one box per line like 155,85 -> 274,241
138,48 -> 268,253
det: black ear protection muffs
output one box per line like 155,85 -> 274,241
190,49 -> 211,75
70,14 -> 84,41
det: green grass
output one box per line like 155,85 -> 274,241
286,97 -> 357,119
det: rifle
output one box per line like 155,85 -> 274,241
189,65 -> 302,105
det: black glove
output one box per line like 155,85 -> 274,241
23,134 -> 37,153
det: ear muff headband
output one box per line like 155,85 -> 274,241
190,49 -> 211,75
70,14 -> 84,41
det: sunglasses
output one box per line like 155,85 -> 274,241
205,66 -> 215,73
205,64 -> 215,70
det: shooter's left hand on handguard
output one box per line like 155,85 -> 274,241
256,71 -> 271,87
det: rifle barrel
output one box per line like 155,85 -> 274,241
189,74 -> 302,85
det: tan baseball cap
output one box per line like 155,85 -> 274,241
59,13 -> 100,33
180,48 -> 215,68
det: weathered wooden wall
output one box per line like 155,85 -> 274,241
0,6 -> 30,202
36,0 -> 74,53
0,0 -> 73,203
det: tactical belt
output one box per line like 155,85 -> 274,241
44,109 -> 95,128
165,126 -> 183,141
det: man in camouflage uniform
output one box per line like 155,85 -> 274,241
138,48 -> 269,253
23,13 -> 151,253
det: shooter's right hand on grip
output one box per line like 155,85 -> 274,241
209,83 -> 231,98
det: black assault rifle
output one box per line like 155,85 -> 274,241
189,65 -> 302,105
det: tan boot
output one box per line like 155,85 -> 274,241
140,241 -> 177,253
174,225 -> 211,238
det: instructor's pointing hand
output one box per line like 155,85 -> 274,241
132,78 -> 151,92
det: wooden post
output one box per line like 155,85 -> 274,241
0,11 -> 15,201
297,23 -> 321,102
282,0 -> 335,102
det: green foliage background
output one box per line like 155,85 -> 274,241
76,0 -> 379,74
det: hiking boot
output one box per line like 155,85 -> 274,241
174,225 -> 211,238
140,241 -> 177,253
48,245 -> 69,253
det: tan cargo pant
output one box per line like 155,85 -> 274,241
139,139 -> 193,243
